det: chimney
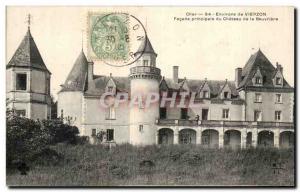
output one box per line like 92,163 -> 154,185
88,61 -> 94,83
235,68 -> 242,87
276,62 -> 283,73
173,66 -> 179,83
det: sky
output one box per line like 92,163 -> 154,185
6,6 -> 294,98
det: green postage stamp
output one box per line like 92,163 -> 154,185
89,13 -> 130,61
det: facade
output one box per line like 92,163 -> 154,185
6,27 -> 51,120
57,36 -> 294,148
8,27 -> 292,148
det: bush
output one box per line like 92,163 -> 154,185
7,116 -> 51,167
6,113 -> 80,170
42,119 -> 79,145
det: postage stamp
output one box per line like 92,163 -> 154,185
88,12 -> 147,67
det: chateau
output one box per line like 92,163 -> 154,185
7,27 -> 294,148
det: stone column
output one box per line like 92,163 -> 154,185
155,130 -> 159,144
196,128 -> 202,145
174,128 -> 179,144
241,129 -> 247,149
252,129 -> 258,148
219,127 -> 224,148
274,129 -> 280,148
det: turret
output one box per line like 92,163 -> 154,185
129,36 -> 161,145
6,19 -> 51,119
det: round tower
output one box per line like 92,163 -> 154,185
129,37 -> 161,145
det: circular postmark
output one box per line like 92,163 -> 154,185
90,12 -> 147,67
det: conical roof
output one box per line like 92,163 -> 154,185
7,28 -> 50,73
60,50 -> 88,92
135,36 -> 156,55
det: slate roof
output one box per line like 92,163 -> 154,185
85,75 -> 130,96
135,36 -> 156,55
7,28 -> 50,73
162,78 -> 239,98
60,50 -> 88,92
238,49 -> 291,89
60,47 -> 291,97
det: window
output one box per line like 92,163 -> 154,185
254,110 -> 262,121
16,73 -> 27,90
223,92 -> 229,99
203,91 -> 209,98
143,60 -> 149,66
275,111 -> 281,121
202,109 -> 209,120
159,108 -> 167,119
107,106 -> 116,119
92,129 -> 96,136
107,86 -> 113,92
15,109 -> 26,117
255,77 -> 262,84
255,93 -> 262,102
263,76 -> 267,84
106,129 -> 114,141
276,77 -> 282,85
222,109 -> 229,119
275,94 -> 282,103
180,108 -> 188,119
139,125 -> 143,132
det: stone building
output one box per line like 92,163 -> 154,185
57,36 -> 294,148
6,26 -> 294,148
6,27 -> 51,120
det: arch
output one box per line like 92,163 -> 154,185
202,129 -> 219,148
158,128 -> 174,145
280,131 -> 294,148
258,130 -> 274,147
224,130 -> 241,149
179,129 -> 196,144
246,132 -> 252,148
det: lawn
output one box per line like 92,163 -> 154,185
7,144 -> 295,187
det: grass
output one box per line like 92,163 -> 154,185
6,144 -> 295,186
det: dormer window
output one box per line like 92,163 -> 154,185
276,77 -> 282,85
255,77 -> 262,84
203,91 -> 209,98
223,91 -> 229,99
107,86 -> 113,92
143,60 -> 149,66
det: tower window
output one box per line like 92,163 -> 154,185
107,86 -> 113,92
16,73 -> 27,90
143,60 -> 149,66
106,106 -> 116,119
106,129 -> 114,141
15,109 -> 26,117
276,77 -> 282,85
